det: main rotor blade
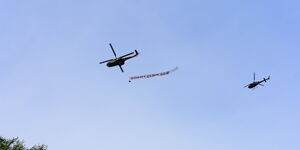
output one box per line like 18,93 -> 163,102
120,52 -> 134,58
253,72 -> 256,81
99,59 -> 114,64
259,83 -> 264,86
109,43 -> 117,58
118,65 -> 124,72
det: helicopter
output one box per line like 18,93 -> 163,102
99,43 -> 139,72
244,72 -> 270,89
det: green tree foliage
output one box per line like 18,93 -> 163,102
0,136 -> 47,150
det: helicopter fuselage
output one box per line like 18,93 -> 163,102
106,59 -> 125,67
248,82 -> 261,88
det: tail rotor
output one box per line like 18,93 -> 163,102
263,76 -> 270,82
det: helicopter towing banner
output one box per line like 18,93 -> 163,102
129,67 -> 178,81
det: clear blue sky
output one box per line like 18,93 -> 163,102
1,0 -> 300,150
